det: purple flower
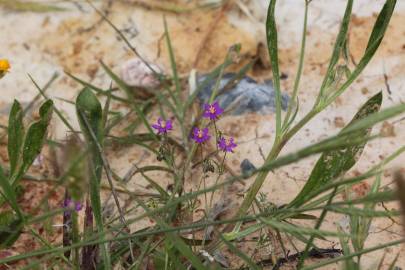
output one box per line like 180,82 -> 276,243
152,118 -> 173,135
218,137 -> 237,153
191,127 -> 210,144
63,199 -> 83,212
203,102 -> 224,120
74,202 -> 83,211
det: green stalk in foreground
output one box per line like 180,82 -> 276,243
76,88 -> 111,269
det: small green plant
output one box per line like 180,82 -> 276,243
0,99 -> 53,247
0,0 -> 404,269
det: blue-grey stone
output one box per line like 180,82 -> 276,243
197,73 -> 289,115
240,159 -> 256,175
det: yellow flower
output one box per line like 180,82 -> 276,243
0,59 -> 10,78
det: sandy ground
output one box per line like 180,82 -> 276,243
1,0 -> 405,269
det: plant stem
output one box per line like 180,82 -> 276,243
282,0 -> 309,130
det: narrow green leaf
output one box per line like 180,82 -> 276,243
318,0 -> 353,100
289,92 -> 382,207
365,0 -> 396,52
0,0 -> 66,12
102,87 -> 113,130
289,213 -> 317,220
327,206 -> 399,218
163,17 -> 182,108
326,0 -> 396,104
224,223 -> 263,241
260,218 -> 344,238
16,100 -> 53,182
100,61 -> 160,138
140,173 -> 169,199
266,0 -> 282,138
350,174 -> 382,253
76,88 -> 111,269
65,71 -> 129,104
166,233 -> 206,270
184,57 -> 233,112
29,75 -> 77,137
339,230 -> 359,270
8,100 -> 24,176
0,165 -> 22,218
76,88 -> 104,144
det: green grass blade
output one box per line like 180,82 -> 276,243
0,0 -> 66,12
339,230 -> 358,270
184,58 -> 233,112
260,218 -> 345,239
138,171 -> 169,199
208,45 -> 240,103
100,61 -> 161,139
163,17 -> 181,109
266,0 -> 282,139
166,233 -> 206,270
327,206 -> 399,218
65,71 -> 129,104
341,105 -> 404,136
289,92 -> 382,207
23,73 -> 58,117
28,74 -> 78,137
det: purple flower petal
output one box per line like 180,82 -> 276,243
63,199 -> 83,212
218,136 -> 237,152
152,118 -> 173,134
75,202 -> 83,211
191,127 -> 210,144
202,102 -> 223,120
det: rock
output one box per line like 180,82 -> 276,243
334,116 -> 345,128
197,73 -> 289,115
120,58 -> 162,88
240,159 -> 256,175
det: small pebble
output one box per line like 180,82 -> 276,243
240,159 -> 256,175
